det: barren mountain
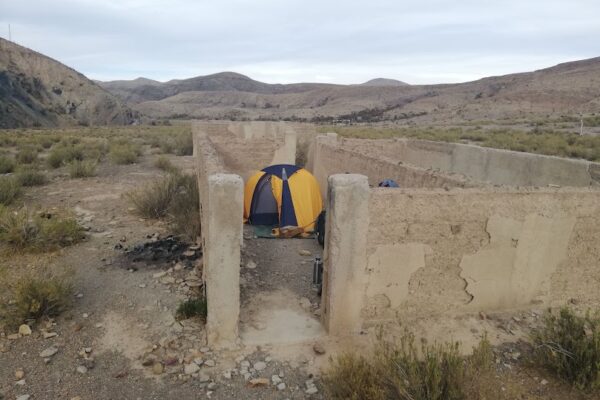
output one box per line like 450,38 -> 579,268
360,78 -> 409,87
102,57 -> 600,123
0,38 -> 134,128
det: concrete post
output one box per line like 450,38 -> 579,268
321,174 -> 370,335
205,174 -> 243,348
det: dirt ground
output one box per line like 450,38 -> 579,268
0,132 -> 597,400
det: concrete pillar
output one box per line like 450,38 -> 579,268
205,174 -> 243,348
270,130 -> 297,165
321,174 -> 370,335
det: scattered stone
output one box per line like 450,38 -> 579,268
272,375 -> 282,385
204,359 -> 215,367
222,370 -> 232,379
541,379 -> 548,385
246,260 -> 257,269
299,249 -> 312,256
16,395 -> 30,400
76,293 -> 84,298
200,346 -> 210,353
240,360 -> 250,368
249,378 -> 269,387
139,283 -> 147,288
313,343 -> 326,355
153,363 -> 164,375
77,365 -> 88,374
153,271 -> 167,279
207,382 -> 217,390
277,382 -> 286,391
114,370 -> 128,379
199,372 -> 211,383
15,379 -> 26,386
184,363 -> 200,375
42,331 -> 58,339
299,297 -> 311,310
18,325 -> 32,336
253,361 -> 267,371
40,347 -> 59,358
15,369 -> 25,380
7,334 -> 20,340
82,313 -> 89,318
306,386 -> 318,395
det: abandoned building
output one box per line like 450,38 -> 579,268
193,121 -> 600,348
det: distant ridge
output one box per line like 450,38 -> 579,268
360,78 -> 409,87
0,38 -> 134,128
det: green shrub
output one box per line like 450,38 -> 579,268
0,155 -> 15,174
0,208 -> 85,251
0,176 -> 22,205
109,143 -> 140,164
154,156 -> 177,172
68,160 -> 97,178
174,132 -> 193,156
168,173 -> 200,241
126,173 -> 181,218
324,333 -> 494,400
176,297 -> 207,320
16,146 -> 38,164
16,168 -> 48,186
0,274 -> 72,327
531,308 -> 600,391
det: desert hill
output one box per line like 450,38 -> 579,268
101,57 -> 600,123
0,38 -> 134,128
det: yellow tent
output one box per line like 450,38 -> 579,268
244,164 -> 322,232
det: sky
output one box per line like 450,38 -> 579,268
1,0 -> 599,84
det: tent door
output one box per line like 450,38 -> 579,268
249,175 -> 279,226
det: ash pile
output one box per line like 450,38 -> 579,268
115,234 -> 202,270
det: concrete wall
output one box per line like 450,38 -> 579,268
193,123 -> 243,348
310,135 -> 478,198
341,138 -> 600,187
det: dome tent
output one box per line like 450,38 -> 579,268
244,164 -> 323,233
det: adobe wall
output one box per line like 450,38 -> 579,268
321,179 -> 600,333
310,135 -> 479,198
341,138 -> 600,187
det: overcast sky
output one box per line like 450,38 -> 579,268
1,0 -> 599,84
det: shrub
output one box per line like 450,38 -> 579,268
68,160 -> 97,178
0,155 -> 15,174
109,143 -> 139,164
16,147 -> 38,164
174,132 -> 193,156
176,297 -> 207,320
154,156 -> 177,172
0,176 -> 22,205
168,173 -> 200,241
0,208 -> 85,251
16,167 -> 48,186
324,333 -> 494,400
0,274 -> 72,327
531,308 -> 600,391
126,173 -> 181,218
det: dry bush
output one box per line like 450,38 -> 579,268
68,159 -> 97,178
109,143 -> 140,164
16,146 -> 38,164
154,156 -> 178,172
0,155 -> 16,174
168,173 -> 200,241
174,132 -> 193,156
15,167 -> 48,186
324,332 -> 494,400
0,208 -> 85,251
0,274 -> 72,328
0,176 -> 22,205
126,173 -> 181,218
531,308 -> 600,391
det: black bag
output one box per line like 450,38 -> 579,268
316,210 -> 326,247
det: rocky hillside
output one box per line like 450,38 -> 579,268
101,57 -> 600,123
0,38 -> 134,128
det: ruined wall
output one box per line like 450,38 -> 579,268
341,138 -> 600,187
310,135 -> 478,198
362,187 -> 600,325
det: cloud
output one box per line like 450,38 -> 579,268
1,0 -> 599,84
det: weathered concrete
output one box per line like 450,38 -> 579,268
341,138 -> 600,187
204,174 -> 243,348
321,174 -> 370,335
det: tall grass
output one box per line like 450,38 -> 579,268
0,155 -> 15,174
15,167 -> 48,186
0,176 -> 22,205
126,173 -> 182,218
68,160 -> 97,178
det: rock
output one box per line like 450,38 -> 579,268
246,260 -> 257,269
249,378 -> 269,387
174,263 -> 184,271
277,382 -> 286,391
76,365 -> 88,374
184,363 -> 200,375
204,359 -> 215,367
139,284 -> 147,288
541,379 -> 548,385
240,360 -> 250,368
16,395 -> 30,400
200,346 -> 210,353
153,271 -> 167,279
299,249 -> 312,256
253,361 -> 267,371
207,382 -> 217,390
306,386 -> 318,394
42,331 -> 58,339
7,334 -> 20,340
198,372 -> 211,383
299,297 -> 311,310
153,363 -> 164,375
82,313 -> 89,318
18,325 -> 32,336
313,343 -> 326,355
222,370 -> 232,379
15,379 -> 26,386
272,375 -> 282,385
40,347 -> 59,358
15,369 -> 25,380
